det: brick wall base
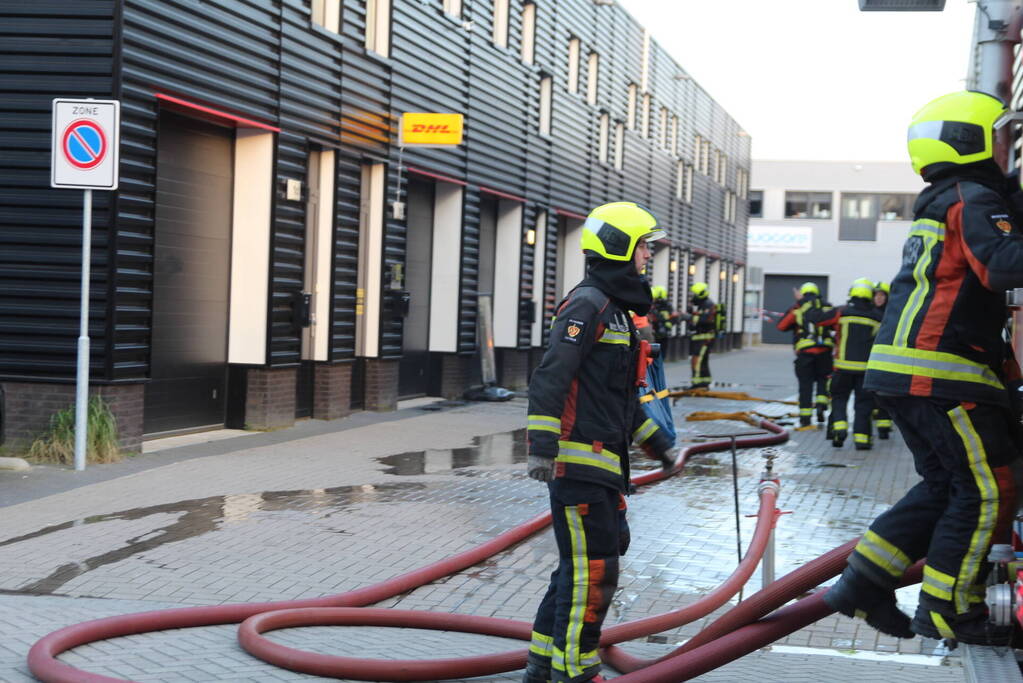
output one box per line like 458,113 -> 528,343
363,359 -> 399,411
434,354 -> 470,400
1,382 -> 144,454
245,367 -> 297,430
497,349 -> 530,390
313,363 -> 352,420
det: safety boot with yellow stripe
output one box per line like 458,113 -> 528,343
823,566 -> 914,638
910,605 -> 1011,646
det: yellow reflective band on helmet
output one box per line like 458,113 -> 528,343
855,530 -> 911,578
907,91 -> 1005,175
598,329 -> 630,345
854,433 -> 870,444
929,611 -> 956,640
529,630 -> 554,657
564,505 -> 588,678
922,565 -> 955,602
869,344 -> 1005,391
555,441 -> 622,475
633,418 -> 658,445
833,421 -> 848,430
528,414 -> 561,434
948,406 -> 999,614
580,202 -> 663,261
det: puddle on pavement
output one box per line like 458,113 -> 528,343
377,429 -> 528,475
0,482 -> 425,596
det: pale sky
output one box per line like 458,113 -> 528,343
617,0 -> 976,162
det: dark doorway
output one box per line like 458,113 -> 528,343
398,177 -> 434,398
295,361 -> 314,418
144,112 -> 232,434
761,274 -> 829,345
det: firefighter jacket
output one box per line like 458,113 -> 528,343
864,169 -> 1023,407
688,298 -> 717,342
650,300 -> 677,340
776,294 -> 834,355
808,297 -> 881,372
528,285 -> 672,492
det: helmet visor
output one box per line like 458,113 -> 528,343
642,228 -> 667,242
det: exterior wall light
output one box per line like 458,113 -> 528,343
732,272 -> 739,283
688,264 -> 696,276
669,259 -> 678,272
526,228 -> 536,246
719,269 -> 727,280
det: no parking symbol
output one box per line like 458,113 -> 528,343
51,98 -> 120,190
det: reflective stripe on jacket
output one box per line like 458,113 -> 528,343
864,177 -> 1023,406
527,285 -> 671,491
809,298 -> 881,372
688,298 -> 716,339
776,294 -> 834,355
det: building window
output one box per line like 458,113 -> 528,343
878,193 -> 915,220
693,135 -> 702,169
671,115 -> 679,156
586,52 -> 599,105
598,113 -> 610,165
567,37 -> 580,94
365,0 -> 390,57
658,107 -> 669,149
737,169 -> 749,199
538,75 -> 552,136
684,164 -> 694,203
641,93 -> 651,138
785,191 -> 832,219
626,84 -> 637,130
614,121 -> 624,170
748,190 -> 763,217
675,160 -> 685,200
520,2 -> 535,63
701,139 -> 710,175
840,193 -> 878,240
311,0 -> 340,32
717,152 -> 727,185
443,0 -> 462,17
493,0 -> 509,48
724,191 -> 736,223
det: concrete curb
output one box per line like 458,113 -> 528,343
0,457 -> 30,471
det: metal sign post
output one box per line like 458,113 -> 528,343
51,98 -> 120,471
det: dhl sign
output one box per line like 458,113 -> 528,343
399,112 -> 464,147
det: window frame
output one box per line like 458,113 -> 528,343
614,121 -> 625,171
748,189 -> 763,218
586,51 -> 599,105
443,0 -> 462,18
598,112 -> 610,166
784,191 -> 833,219
493,0 -> 510,48
365,0 -> 391,57
567,37 -> 580,94
626,84 -> 637,130
311,0 -> 340,33
538,74 -> 553,137
520,2 -> 536,64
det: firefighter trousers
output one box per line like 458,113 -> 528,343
829,370 -> 874,444
794,352 -> 831,419
848,396 -> 1018,617
528,478 -> 621,683
689,338 -> 713,387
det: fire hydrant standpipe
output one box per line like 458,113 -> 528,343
25,420 -> 897,683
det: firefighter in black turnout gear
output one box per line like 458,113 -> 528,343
825,91 -> 1023,646
776,282 -> 833,426
684,282 -> 716,389
524,202 -> 674,683
872,281 -> 894,439
809,279 -> 882,449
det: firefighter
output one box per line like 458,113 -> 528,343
649,285 -> 678,345
809,279 -> 882,449
825,91 -> 1022,645
524,201 -> 675,683
684,282 -> 716,389
872,281 -> 894,439
776,282 -> 833,427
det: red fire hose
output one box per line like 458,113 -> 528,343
26,420 -> 823,683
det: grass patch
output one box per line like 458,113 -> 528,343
26,396 -> 122,465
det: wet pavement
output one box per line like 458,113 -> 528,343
0,345 -> 966,681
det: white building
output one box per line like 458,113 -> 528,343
746,160 -> 924,344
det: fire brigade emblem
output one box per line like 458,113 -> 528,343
996,219 -> 1013,234
562,318 -> 586,345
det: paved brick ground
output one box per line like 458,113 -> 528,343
0,344 -> 966,681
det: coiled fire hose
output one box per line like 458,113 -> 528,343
24,419 -> 908,683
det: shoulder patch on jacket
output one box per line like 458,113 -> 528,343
989,212 -> 1015,236
562,318 -> 587,344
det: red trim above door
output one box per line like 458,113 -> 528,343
154,93 -> 281,132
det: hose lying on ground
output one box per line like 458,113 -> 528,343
670,388 -> 799,405
29,420 -> 863,683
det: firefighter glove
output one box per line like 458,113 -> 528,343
527,455 -> 555,483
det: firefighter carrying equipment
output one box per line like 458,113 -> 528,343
580,202 -> 666,261
777,290 -> 833,425
843,396 -> 1018,644
527,201 -> 672,682
907,90 -> 1005,176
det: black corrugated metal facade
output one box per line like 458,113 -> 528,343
0,0 -> 749,434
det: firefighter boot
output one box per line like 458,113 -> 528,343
823,566 -> 914,638
878,427 -> 891,440
853,433 -> 873,451
521,660 -> 550,683
816,404 -> 827,424
799,415 -> 812,428
832,429 -> 847,448
910,604 -> 1012,646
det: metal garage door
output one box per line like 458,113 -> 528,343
144,112 -> 232,435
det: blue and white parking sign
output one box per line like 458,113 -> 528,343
52,98 -> 120,190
